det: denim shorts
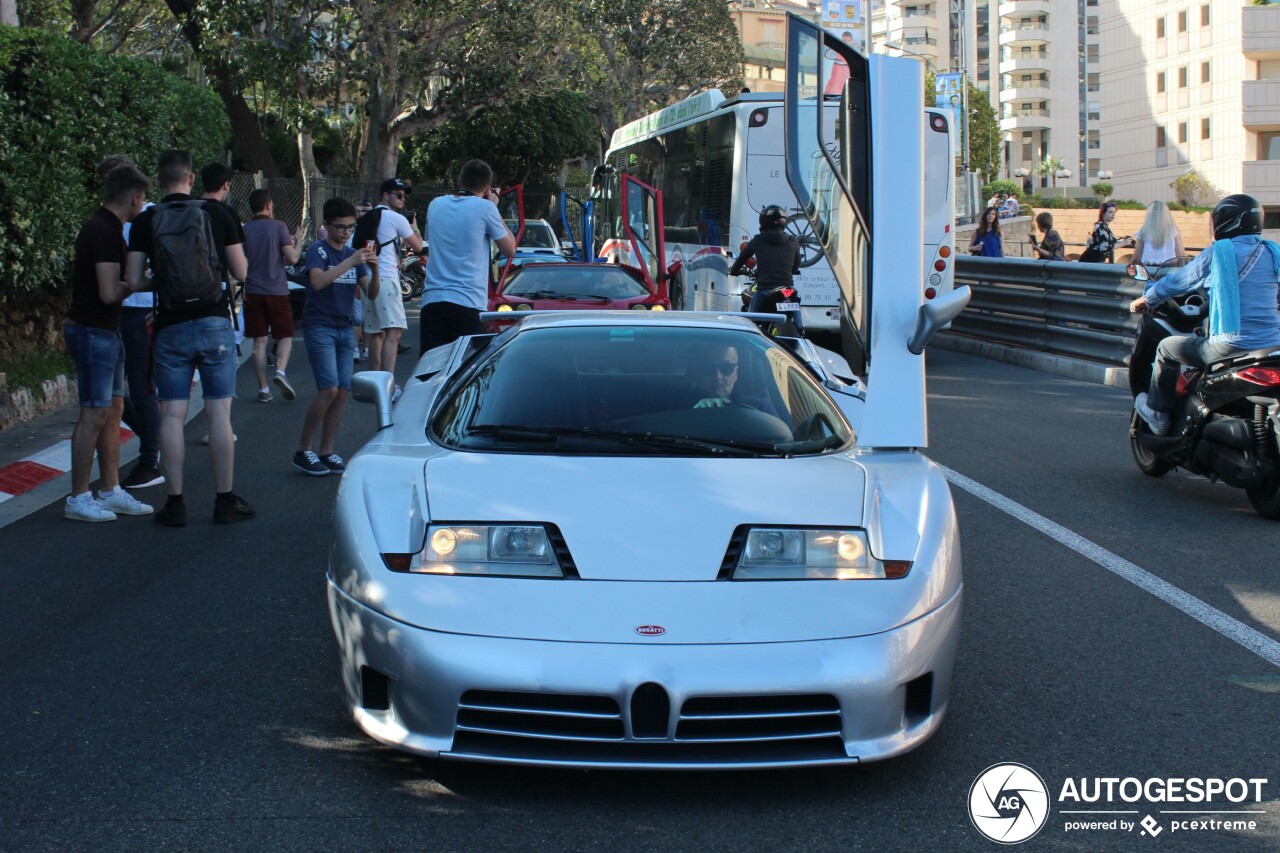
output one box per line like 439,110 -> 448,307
305,323 -> 355,391
63,321 -> 124,407
153,316 -> 238,401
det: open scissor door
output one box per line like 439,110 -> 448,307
559,191 -> 594,263
620,174 -> 665,296
493,183 -> 525,293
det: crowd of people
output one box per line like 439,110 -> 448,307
62,150 -> 515,525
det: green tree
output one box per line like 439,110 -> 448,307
1169,169 -> 1211,205
966,81 -> 999,182
1036,154 -> 1064,187
574,0 -> 743,146
1090,181 -> 1113,200
407,91 -> 598,186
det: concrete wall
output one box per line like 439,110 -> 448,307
1028,208 -> 1212,257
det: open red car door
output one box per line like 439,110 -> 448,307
493,184 -> 525,294
620,174 -> 666,299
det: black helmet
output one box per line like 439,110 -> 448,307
759,204 -> 787,230
1211,194 -> 1263,240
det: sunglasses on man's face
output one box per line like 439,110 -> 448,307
390,192 -> 406,200
705,361 -> 738,376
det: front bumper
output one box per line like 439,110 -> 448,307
327,579 -> 962,770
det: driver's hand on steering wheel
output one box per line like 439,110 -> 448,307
693,397 -> 731,409
1129,296 -> 1148,313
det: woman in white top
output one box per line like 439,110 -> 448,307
1132,201 -> 1184,276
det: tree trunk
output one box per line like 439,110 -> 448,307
298,128 -> 323,238
359,111 -> 400,186
1,0 -> 18,26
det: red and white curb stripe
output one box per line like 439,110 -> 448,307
0,427 -> 134,504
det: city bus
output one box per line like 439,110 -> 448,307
923,107 -> 956,300
596,89 -> 845,333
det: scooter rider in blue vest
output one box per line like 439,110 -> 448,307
1131,194 -> 1280,435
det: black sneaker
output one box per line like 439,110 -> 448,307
213,493 -> 256,524
272,372 -> 297,401
321,453 -> 346,472
121,462 -> 165,490
154,499 -> 187,527
397,342 -> 412,355
293,450 -> 330,476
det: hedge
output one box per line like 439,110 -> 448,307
0,28 -> 230,298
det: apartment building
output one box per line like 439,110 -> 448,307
1097,3 -> 1280,223
730,0 -> 818,93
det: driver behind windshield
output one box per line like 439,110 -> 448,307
688,343 -> 739,408
1130,193 -> 1280,435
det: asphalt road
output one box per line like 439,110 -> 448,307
1,338 -> 1277,852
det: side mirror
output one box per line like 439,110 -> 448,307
1127,263 -> 1150,282
908,285 -> 972,355
351,370 -> 395,430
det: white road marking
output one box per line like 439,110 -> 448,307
942,466 -> 1280,671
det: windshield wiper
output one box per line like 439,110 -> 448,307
510,290 -> 611,302
464,424 -> 787,457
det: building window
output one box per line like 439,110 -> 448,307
1156,17 -> 1165,39
1178,66 -> 1188,88
1177,10 -> 1187,33
1201,117 -> 1210,139
1201,61 -> 1210,83
1178,122 -> 1188,144
761,21 -> 780,45
1156,127 -> 1167,148
1261,132 -> 1280,160
1156,71 -> 1166,93
1200,5 -> 1209,27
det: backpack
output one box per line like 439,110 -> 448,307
353,206 -> 389,255
150,200 -> 224,313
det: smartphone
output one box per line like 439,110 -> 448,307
364,240 -> 376,252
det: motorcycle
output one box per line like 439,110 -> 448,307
1127,263 -> 1280,519
736,268 -> 804,338
400,252 -> 425,300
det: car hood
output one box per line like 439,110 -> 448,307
425,452 -> 866,581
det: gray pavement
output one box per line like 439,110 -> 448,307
0,334 -> 1276,851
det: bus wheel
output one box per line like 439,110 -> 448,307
786,214 -> 824,268
670,274 -> 686,310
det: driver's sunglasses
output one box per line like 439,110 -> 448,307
710,361 -> 738,376
391,192 -> 406,200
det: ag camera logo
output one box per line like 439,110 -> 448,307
969,763 -> 1050,844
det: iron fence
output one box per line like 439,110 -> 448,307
951,255 -> 1145,366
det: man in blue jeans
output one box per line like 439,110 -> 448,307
293,197 -> 378,476
63,164 -> 156,522
125,150 -> 254,526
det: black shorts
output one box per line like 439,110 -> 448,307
419,301 -> 485,354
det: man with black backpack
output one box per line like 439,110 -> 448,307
125,149 -> 255,527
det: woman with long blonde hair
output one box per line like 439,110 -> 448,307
1133,200 -> 1184,272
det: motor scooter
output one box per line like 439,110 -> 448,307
1127,263 -> 1280,519
736,268 -> 804,338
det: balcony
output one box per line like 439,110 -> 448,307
1000,109 -> 1051,132
1244,161 -> 1280,206
998,0 -> 1050,17
999,25 -> 1050,48
999,86 -> 1051,103
1243,80 -> 1280,131
1000,52 -> 1050,74
888,22 -> 938,44
1243,5 -> 1280,61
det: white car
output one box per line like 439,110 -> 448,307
328,306 -> 965,769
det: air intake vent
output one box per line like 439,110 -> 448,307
360,666 -> 391,711
677,693 -> 841,742
904,673 -> 933,722
630,683 -> 670,739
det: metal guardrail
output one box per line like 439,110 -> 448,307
951,255 -> 1144,367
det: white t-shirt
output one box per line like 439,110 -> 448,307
1139,234 -> 1179,266
421,195 -> 510,311
122,202 -> 155,309
373,205 -> 414,285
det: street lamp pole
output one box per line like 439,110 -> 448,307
1055,168 -> 1072,200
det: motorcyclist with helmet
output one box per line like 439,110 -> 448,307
729,204 -> 803,332
1130,194 -> 1280,435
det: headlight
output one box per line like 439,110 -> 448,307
650,304 -> 666,311
496,304 -> 514,312
731,528 -> 909,579
515,303 -> 532,311
391,525 -> 564,577
631,304 -> 648,310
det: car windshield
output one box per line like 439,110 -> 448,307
503,221 -> 558,250
431,326 -> 855,456
501,266 -> 649,301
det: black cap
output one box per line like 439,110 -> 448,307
381,178 -> 409,194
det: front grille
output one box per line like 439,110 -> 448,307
449,690 -> 847,766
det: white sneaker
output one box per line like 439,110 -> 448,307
97,487 -> 154,516
1134,393 -> 1170,436
392,384 -> 403,403
65,493 -> 116,522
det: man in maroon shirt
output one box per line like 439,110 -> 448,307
62,165 -> 156,522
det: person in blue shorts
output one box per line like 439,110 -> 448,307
293,197 -> 378,475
